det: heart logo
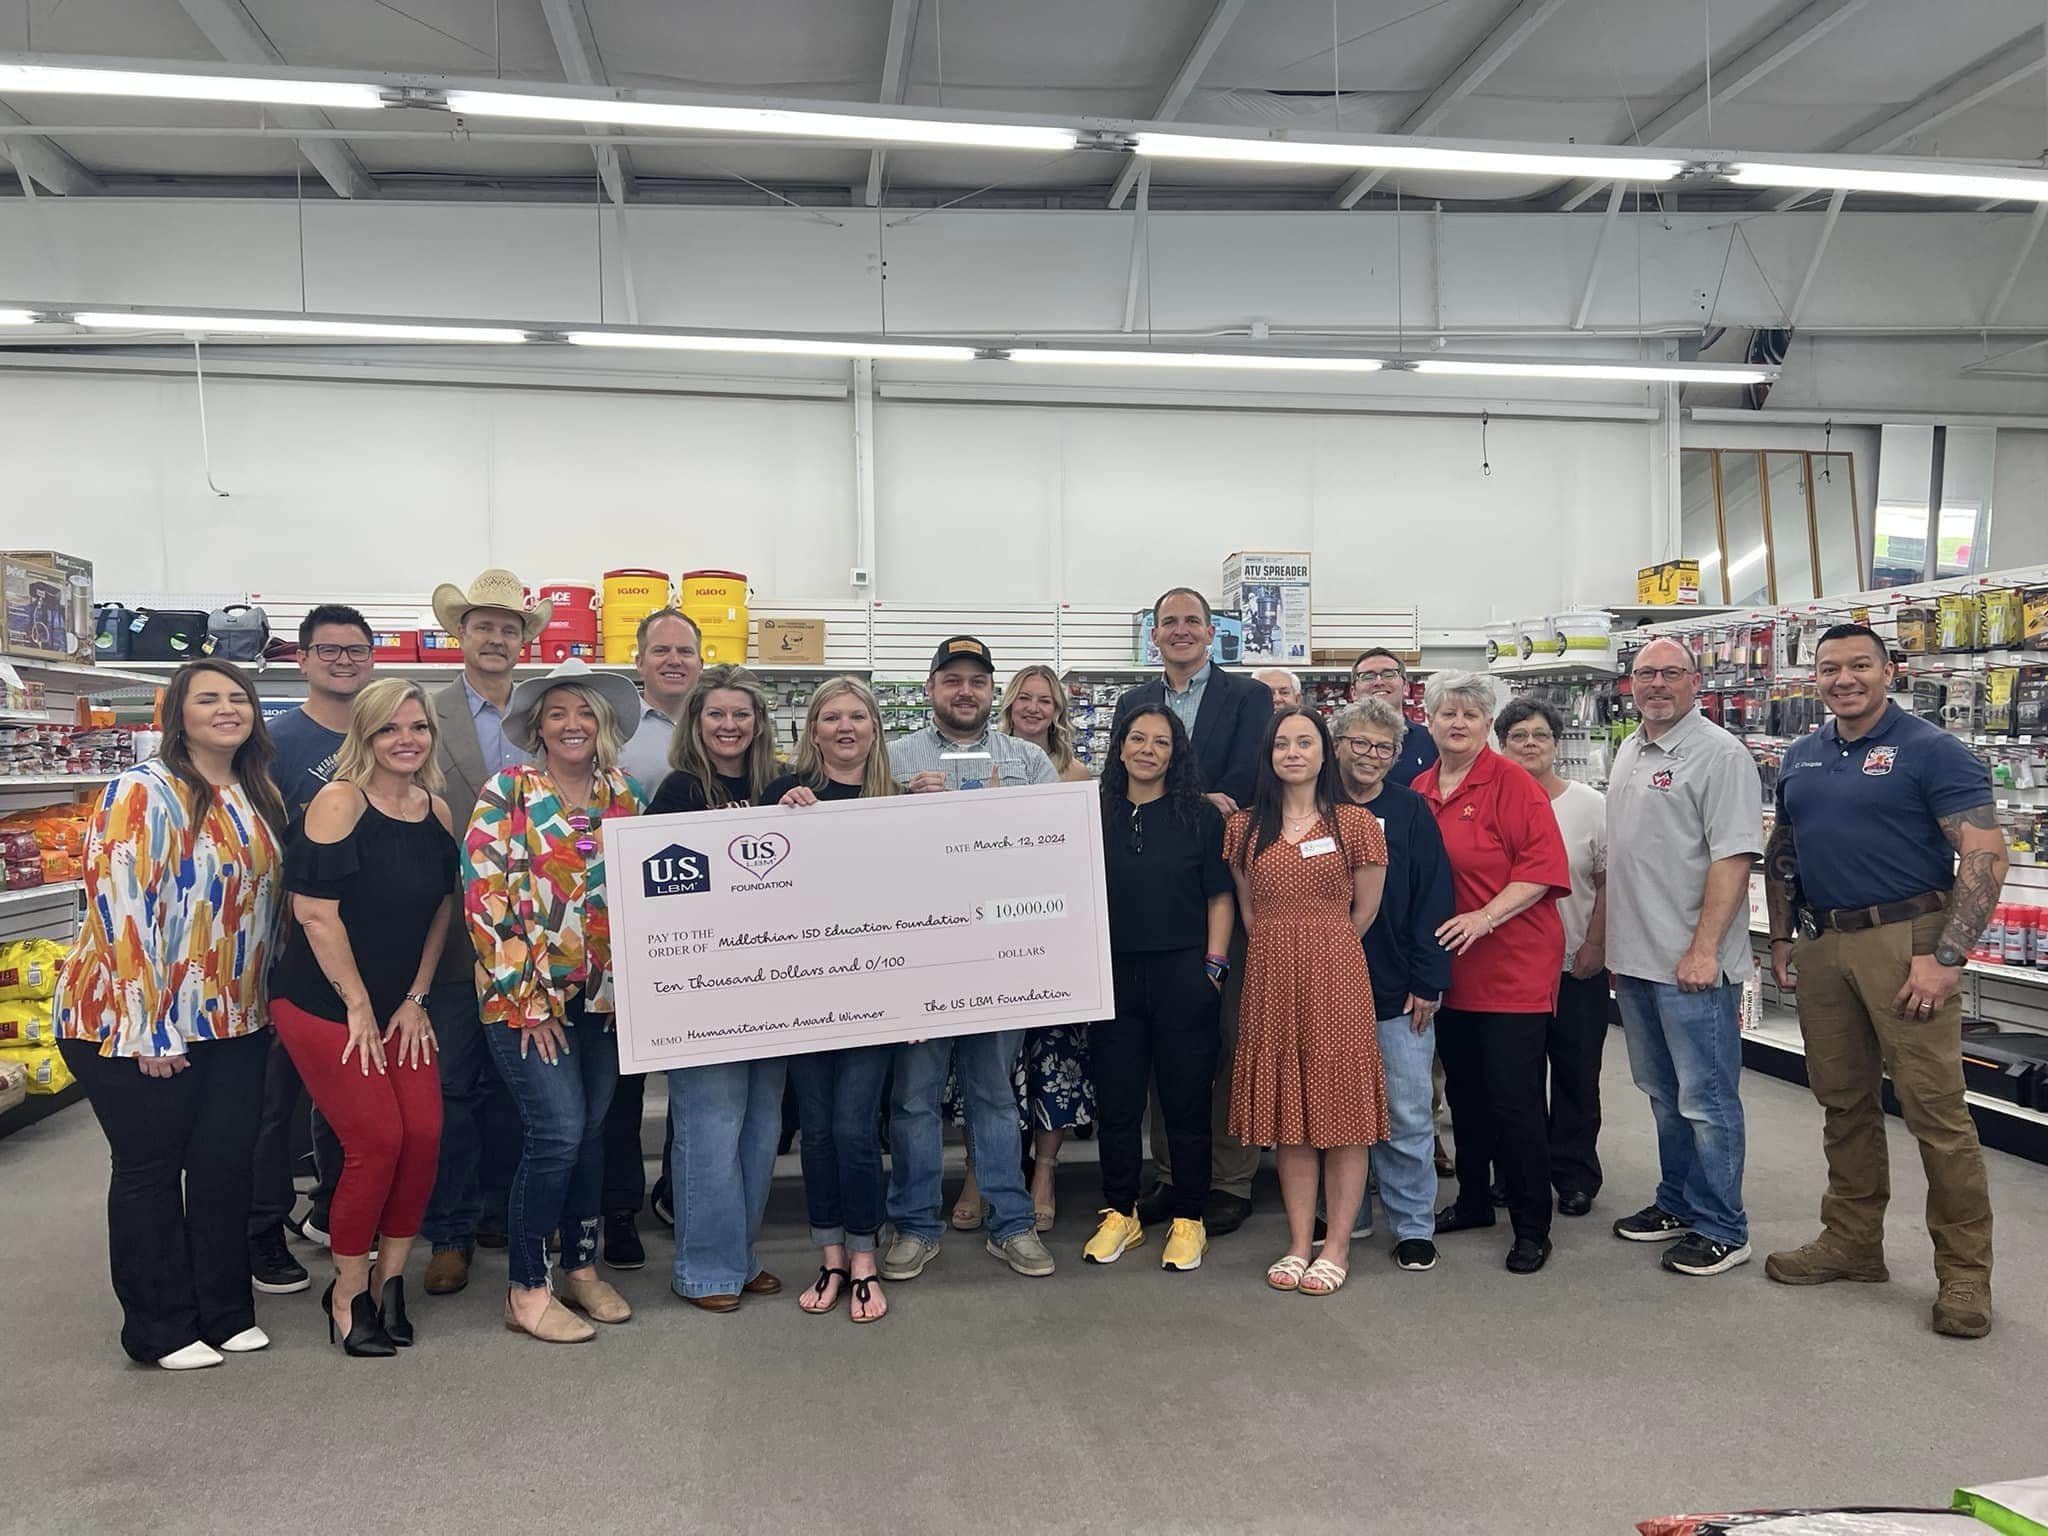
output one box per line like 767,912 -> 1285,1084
727,831 -> 791,883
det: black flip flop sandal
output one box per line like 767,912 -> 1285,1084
849,1274 -> 886,1324
802,1266 -> 849,1315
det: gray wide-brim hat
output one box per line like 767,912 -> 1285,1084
503,657 -> 644,753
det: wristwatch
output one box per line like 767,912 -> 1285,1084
1204,953 -> 1230,983
1933,942 -> 1967,968
403,991 -> 431,1008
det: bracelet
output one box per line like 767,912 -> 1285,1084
1204,952 -> 1229,965
403,991 -> 431,1008
1768,936 -> 1795,947
1482,910 -> 1497,932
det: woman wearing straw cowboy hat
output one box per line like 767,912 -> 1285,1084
418,569 -> 554,1300
461,653 -> 648,1344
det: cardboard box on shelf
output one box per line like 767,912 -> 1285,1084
756,618 -> 826,666
1222,552 -> 1311,665
0,551 -> 94,665
1636,559 -> 1701,606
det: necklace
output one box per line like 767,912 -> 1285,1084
1283,806 -> 1320,833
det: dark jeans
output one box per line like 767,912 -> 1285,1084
420,979 -> 517,1254
59,1031 -> 269,1363
1548,970 -> 1611,1198
1438,1007 -> 1552,1242
1097,949 -> 1220,1221
601,1070 -> 673,1217
482,999 -> 620,1291
247,1031 -> 342,1238
788,1046 -> 891,1252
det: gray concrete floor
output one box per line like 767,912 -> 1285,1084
5,1045 -> 2045,1535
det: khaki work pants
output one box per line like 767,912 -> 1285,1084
1792,910 -> 1993,1283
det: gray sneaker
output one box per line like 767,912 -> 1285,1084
987,1229 -> 1057,1277
880,1233 -> 941,1281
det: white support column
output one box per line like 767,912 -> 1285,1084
1106,0 -> 1247,209
1571,183 -> 1627,330
1786,189 -> 1848,328
174,0 -> 376,199
1985,202 -> 2048,327
851,358 -> 878,594
1120,166 -> 1152,333
864,0 -> 926,208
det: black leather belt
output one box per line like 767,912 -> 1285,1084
1809,890 -> 1948,935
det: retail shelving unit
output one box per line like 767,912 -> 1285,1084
0,655 -> 158,1136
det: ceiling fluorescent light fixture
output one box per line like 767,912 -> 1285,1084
445,90 -> 1076,153
1725,160 -> 2048,204
1011,348 -> 1385,373
70,312 -> 528,343
0,309 -> 39,325
563,331 -> 978,361
1132,131 -> 1682,182
1413,358 -> 1777,385
0,63 -> 383,111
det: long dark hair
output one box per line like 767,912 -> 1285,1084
1099,705 -> 1207,828
668,663 -> 778,807
1237,704 -> 1348,870
157,659 -> 288,840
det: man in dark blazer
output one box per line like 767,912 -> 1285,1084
419,569 -> 546,1296
1114,587 -> 1273,1235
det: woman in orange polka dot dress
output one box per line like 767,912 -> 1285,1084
1224,706 -> 1390,1297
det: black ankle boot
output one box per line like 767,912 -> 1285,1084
323,1279 -> 397,1357
379,1276 -> 414,1347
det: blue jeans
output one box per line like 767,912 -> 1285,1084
482,1004 -> 620,1290
1370,1011 -> 1439,1241
420,979 -> 516,1255
1615,976 -> 1748,1246
788,1046 -> 891,1252
889,1032 -> 1030,1244
669,1058 -> 786,1297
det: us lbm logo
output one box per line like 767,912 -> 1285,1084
643,843 -> 710,898
728,832 -> 791,883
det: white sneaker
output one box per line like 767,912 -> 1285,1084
158,1341 -> 224,1371
218,1326 -> 270,1353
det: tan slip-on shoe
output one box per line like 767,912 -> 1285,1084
560,1271 -> 633,1324
503,1294 -> 596,1343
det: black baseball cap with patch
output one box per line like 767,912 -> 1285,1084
928,635 -> 996,674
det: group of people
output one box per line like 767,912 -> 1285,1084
51,572 -> 2005,1369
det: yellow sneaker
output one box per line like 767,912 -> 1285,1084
1161,1217 -> 1208,1272
1083,1208 -> 1146,1265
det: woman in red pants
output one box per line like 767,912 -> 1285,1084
268,678 -> 459,1356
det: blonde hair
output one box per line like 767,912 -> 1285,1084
668,664 -> 779,806
531,683 -> 624,774
998,663 -> 1077,774
788,677 -> 900,800
333,677 -> 444,793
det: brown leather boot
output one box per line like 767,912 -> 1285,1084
503,1293 -> 596,1343
560,1270 -> 633,1324
1932,1277 -> 1992,1338
1763,1237 -> 1889,1285
423,1249 -> 470,1296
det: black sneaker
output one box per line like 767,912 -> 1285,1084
300,1205 -> 331,1250
1612,1204 -> 1692,1243
1661,1233 -> 1753,1276
1433,1203 -> 1495,1234
1505,1236 -> 1552,1274
249,1228 -> 310,1294
1202,1190 -> 1253,1236
603,1213 -> 646,1271
1393,1238 -> 1438,1272
1135,1183 -> 1174,1228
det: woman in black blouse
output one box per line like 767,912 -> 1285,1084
269,678 -> 459,1356
767,678 -> 900,1322
1082,705 -> 1234,1275
646,663 -> 780,817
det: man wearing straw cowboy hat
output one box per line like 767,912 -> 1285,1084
419,569 -> 554,1297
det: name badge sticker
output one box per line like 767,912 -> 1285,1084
1299,836 -> 1338,858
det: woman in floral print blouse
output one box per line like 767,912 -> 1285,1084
463,660 -> 645,1345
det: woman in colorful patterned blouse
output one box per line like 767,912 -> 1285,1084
464,659 -> 646,1345
54,660 -> 289,1371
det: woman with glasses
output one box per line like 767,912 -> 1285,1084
1082,705 -> 1233,1274
1496,698 -> 1609,1219
464,659 -> 646,1344
1413,672 -> 1571,1276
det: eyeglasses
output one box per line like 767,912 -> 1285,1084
568,810 -> 597,858
310,643 -> 373,662
1503,730 -> 1555,746
1631,666 -> 1695,684
1127,806 -> 1144,856
1336,737 -> 1396,758
1352,668 -> 1403,683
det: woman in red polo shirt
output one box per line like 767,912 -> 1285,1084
1412,671 -> 1571,1275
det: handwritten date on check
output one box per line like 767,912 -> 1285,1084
603,780 -> 1114,1073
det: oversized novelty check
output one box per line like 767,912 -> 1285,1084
604,780 -> 1112,1072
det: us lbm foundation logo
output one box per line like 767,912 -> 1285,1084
728,832 -> 791,884
642,843 -> 710,898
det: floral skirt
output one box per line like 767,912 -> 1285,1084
941,1024 -> 1095,1132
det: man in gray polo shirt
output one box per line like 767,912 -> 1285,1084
881,636 -> 1060,1284
1604,637 -> 1764,1278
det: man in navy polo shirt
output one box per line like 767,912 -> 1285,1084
1350,648 -> 1437,787
1763,623 -> 2006,1339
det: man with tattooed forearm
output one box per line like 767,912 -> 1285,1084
1763,624 -> 2004,1340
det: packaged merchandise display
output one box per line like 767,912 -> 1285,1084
1221,551 -> 1310,665
0,1041 -> 72,1095
602,567 -> 671,665
756,618 -> 825,666
0,550 -> 94,665
536,582 -> 600,664
0,1056 -> 25,1117
1636,558 -> 1701,606
0,806 -> 88,885
0,722 -> 134,782
679,569 -> 749,666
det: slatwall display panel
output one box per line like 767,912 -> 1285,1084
248,592 -> 437,641
750,600 -> 872,672
1310,608 -> 1423,662
0,883 -> 85,944
867,604 -> 1060,684
1056,605 -> 1146,672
